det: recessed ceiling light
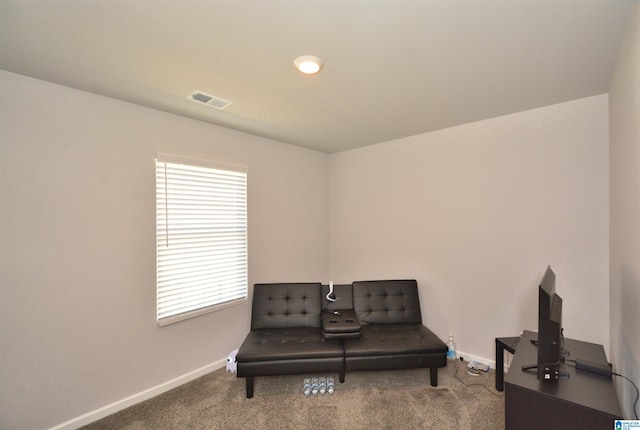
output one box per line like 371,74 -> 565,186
294,55 -> 324,75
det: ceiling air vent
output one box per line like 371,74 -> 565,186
188,91 -> 233,110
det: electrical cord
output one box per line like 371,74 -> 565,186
450,360 -> 504,398
326,281 -> 336,302
613,372 -> 640,420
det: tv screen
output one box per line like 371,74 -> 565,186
537,266 -> 563,381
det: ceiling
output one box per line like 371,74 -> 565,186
0,0 -> 635,154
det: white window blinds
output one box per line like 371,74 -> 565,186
156,153 -> 248,326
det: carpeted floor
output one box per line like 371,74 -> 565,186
82,360 -> 504,429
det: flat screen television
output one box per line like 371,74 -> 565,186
523,266 -> 565,381
537,266 -> 563,381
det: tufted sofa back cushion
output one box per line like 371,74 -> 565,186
352,280 -> 422,325
251,283 -> 323,329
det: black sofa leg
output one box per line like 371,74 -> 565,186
339,370 -> 345,383
430,367 -> 438,387
246,377 -> 254,398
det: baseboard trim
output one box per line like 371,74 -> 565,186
49,359 -> 226,430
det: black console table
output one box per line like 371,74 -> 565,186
505,330 -> 622,430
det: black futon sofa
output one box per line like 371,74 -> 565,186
236,279 -> 448,398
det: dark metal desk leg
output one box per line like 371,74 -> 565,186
496,339 -> 505,392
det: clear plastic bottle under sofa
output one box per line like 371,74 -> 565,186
319,376 -> 327,395
447,335 -> 456,361
327,376 -> 335,395
303,378 -> 312,397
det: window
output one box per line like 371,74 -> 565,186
155,153 -> 248,326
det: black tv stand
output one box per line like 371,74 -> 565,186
505,330 -> 622,429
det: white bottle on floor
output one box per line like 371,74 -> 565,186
447,335 -> 456,361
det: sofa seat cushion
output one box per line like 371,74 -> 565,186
343,324 -> 447,357
236,328 -> 344,362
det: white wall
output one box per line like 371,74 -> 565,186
0,57 -> 626,427
0,70 -> 329,429
329,95 -> 610,363
610,3 -> 640,420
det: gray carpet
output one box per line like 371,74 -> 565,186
82,361 -> 504,429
